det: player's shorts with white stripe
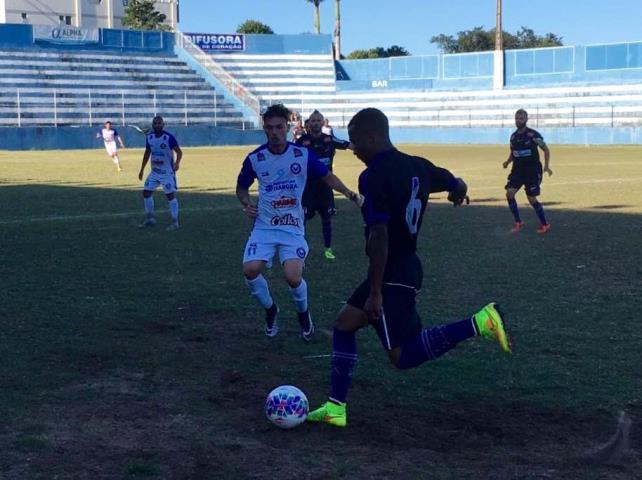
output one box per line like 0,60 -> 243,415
243,228 -> 309,265
347,253 -> 423,350
144,172 -> 177,194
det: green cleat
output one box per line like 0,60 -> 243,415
473,302 -> 513,354
324,248 -> 336,260
307,401 -> 347,427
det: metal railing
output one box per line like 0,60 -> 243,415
175,31 -> 261,120
0,88 -> 248,128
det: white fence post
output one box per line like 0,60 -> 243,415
121,90 -> 125,126
88,89 -> 92,126
53,89 -> 58,127
17,89 -> 21,127
153,90 -> 157,116
184,90 -> 188,126
214,93 -> 218,127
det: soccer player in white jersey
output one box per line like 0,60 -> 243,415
237,104 -> 362,341
137,116 -> 183,231
96,121 -> 125,172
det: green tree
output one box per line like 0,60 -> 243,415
236,20 -> 274,34
431,26 -> 563,53
122,0 -> 169,31
346,46 -> 410,59
306,0 -> 325,34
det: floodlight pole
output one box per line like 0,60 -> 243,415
493,0 -> 505,90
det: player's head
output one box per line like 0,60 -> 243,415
104,121 -> 112,129
348,108 -> 392,164
262,104 -> 290,147
515,109 -> 528,129
152,116 -> 164,134
308,110 -> 324,135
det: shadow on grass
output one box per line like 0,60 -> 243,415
1,183 -> 641,479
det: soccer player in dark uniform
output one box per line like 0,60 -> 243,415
296,110 -> 351,260
307,108 -> 513,428
503,109 -> 553,234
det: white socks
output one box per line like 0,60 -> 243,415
143,197 -> 154,217
246,274 -> 274,309
169,198 -> 179,222
289,279 -> 308,313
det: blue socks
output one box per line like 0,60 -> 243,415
329,328 -> 358,403
322,221 -> 332,249
531,201 -> 548,225
507,198 -> 521,222
289,278 -> 308,313
398,318 -> 477,370
245,274 -> 274,309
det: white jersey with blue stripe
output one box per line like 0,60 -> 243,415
100,128 -> 118,144
237,142 -> 329,235
146,131 -> 179,175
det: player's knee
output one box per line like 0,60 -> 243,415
506,191 -> 515,201
284,272 -> 302,288
142,190 -> 152,198
527,196 -> 538,205
166,193 -> 175,201
243,264 -> 261,280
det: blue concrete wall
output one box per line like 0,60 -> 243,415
242,34 -> 332,55
2,125 -> 639,150
338,42 -> 642,90
0,126 -> 265,151
0,23 -> 174,53
332,127 -> 642,145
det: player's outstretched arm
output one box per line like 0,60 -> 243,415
322,172 -> 363,206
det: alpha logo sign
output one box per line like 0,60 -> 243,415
33,25 -> 99,44
185,33 -> 246,51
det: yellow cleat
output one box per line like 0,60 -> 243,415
473,302 -> 513,354
307,401 -> 347,427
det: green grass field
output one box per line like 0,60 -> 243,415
1,145 -> 641,479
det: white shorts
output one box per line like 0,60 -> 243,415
243,228 -> 309,265
104,142 -> 118,156
144,172 -> 177,194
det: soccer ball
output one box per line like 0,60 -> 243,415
265,385 -> 309,429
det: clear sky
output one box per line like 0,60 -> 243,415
180,0 -> 642,55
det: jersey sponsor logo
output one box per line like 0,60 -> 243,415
296,247 -> 306,259
271,197 -> 297,209
160,143 -> 167,149
290,162 -> 302,174
265,180 -> 298,193
270,214 -> 300,227
247,242 -> 258,256
293,149 -> 303,158
257,152 -> 266,161
512,149 -> 533,158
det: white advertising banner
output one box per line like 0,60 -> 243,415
33,25 -> 100,44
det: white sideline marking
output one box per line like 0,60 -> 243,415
0,205 -> 236,226
471,177 -> 642,192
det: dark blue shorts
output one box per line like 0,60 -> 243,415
303,182 -> 333,220
347,255 -> 423,350
505,170 -> 542,196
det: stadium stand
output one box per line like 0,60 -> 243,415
0,48 -> 245,127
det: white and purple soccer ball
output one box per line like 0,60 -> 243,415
265,385 -> 309,429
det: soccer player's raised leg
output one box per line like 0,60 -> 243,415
243,259 -> 279,337
283,258 -> 314,342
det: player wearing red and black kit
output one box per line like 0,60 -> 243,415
296,110 -> 351,259
503,109 -> 553,234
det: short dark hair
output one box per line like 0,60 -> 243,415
263,104 -> 291,122
104,121 -> 112,125
348,108 -> 389,136
309,109 -> 323,118
515,109 -> 528,116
